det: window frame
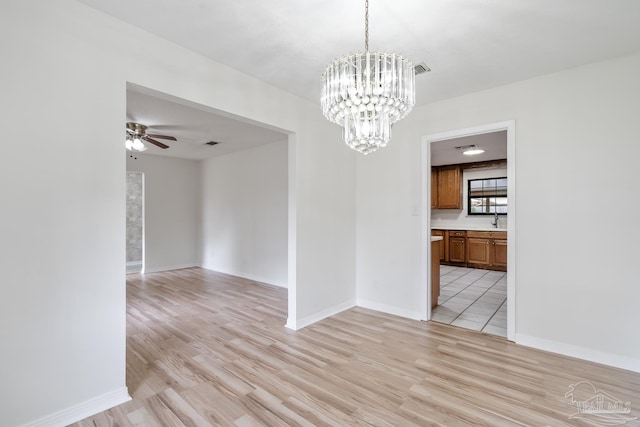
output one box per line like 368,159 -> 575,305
467,176 -> 508,216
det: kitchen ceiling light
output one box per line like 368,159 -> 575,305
463,148 -> 485,156
456,144 -> 485,156
320,0 -> 415,155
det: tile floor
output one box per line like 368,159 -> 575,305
432,265 -> 507,337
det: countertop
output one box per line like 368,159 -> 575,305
431,226 -> 507,232
431,236 -> 443,242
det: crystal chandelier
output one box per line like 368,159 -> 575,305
321,0 -> 415,155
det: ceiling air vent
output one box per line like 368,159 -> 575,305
414,62 -> 431,75
204,141 -> 220,146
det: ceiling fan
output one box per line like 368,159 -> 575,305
125,122 -> 177,152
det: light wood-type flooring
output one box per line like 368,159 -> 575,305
73,268 -> 640,426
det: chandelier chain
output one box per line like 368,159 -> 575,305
364,0 -> 369,52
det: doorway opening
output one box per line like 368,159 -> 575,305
421,121 -> 516,341
126,171 -> 144,274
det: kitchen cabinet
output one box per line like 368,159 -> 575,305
432,166 -> 462,209
466,231 -> 507,271
431,230 -> 446,262
447,230 -> 466,265
431,169 -> 438,209
433,229 -> 507,271
467,237 -> 491,267
431,239 -> 441,308
493,238 -> 508,269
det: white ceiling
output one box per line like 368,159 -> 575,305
80,0 -> 640,106
80,0 -> 640,159
431,131 -> 506,166
127,86 -> 288,160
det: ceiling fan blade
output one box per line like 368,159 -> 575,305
146,133 -> 177,141
143,136 -> 169,149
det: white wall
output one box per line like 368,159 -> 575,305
201,141 -> 288,287
126,154 -> 200,273
432,167 -> 508,230
356,51 -> 640,371
0,1 -> 355,425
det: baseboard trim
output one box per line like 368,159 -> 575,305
287,299 -> 356,331
516,333 -> 640,374
21,387 -> 130,427
143,263 -> 197,274
356,299 -> 421,321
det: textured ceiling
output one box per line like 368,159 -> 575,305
79,0 -> 640,106
78,0 -> 640,158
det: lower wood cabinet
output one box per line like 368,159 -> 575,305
432,229 -> 507,271
448,236 -> 466,264
466,231 -> 507,271
431,230 -> 446,262
493,238 -> 508,269
431,239 -> 440,308
467,237 -> 491,267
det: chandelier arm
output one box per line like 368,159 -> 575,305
365,0 -> 369,52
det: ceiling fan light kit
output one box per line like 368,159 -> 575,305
321,0 -> 415,155
125,136 -> 147,152
125,121 -> 177,153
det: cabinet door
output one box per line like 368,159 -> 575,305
436,167 -> 462,209
431,230 -> 445,262
448,237 -> 466,263
431,240 -> 440,308
492,239 -> 508,270
467,238 -> 491,267
431,168 -> 438,209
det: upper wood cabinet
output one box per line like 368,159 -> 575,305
431,169 -> 438,209
432,166 -> 462,209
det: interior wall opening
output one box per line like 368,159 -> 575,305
421,121 -> 516,341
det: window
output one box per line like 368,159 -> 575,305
468,177 -> 507,215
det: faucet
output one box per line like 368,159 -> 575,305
491,212 -> 499,229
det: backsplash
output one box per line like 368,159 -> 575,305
431,210 -> 508,230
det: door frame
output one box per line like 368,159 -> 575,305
420,120 -> 516,341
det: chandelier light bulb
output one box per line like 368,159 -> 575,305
125,137 -> 133,151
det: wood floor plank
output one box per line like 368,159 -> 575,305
71,267 -> 640,426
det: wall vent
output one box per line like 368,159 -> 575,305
205,141 -> 220,146
414,62 -> 431,75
